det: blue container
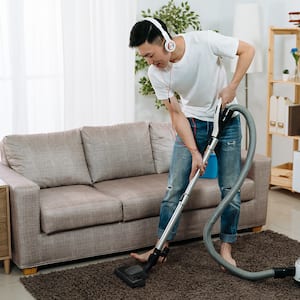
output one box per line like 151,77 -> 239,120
201,152 -> 218,179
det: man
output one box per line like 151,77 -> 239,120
129,18 -> 255,267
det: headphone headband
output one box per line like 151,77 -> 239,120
144,18 -> 176,52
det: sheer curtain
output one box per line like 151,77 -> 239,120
0,0 -> 136,140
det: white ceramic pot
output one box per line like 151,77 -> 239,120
282,73 -> 289,81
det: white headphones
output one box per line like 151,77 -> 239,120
145,17 -> 176,52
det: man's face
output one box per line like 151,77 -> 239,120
138,41 -> 170,69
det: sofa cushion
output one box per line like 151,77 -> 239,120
185,177 -> 255,211
94,174 -> 167,221
40,185 -> 122,234
2,129 -> 92,188
150,122 -> 176,173
81,122 -> 156,182
0,141 -> 8,166
94,175 -> 255,222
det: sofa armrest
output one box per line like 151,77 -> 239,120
242,151 -> 271,183
241,151 -> 271,227
0,163 -> 40,265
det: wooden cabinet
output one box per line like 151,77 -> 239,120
267,27 -> 300,191
0,179 -> 11,274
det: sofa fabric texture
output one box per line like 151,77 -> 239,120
3,129 -> 91,188
81,122 -> 156,182
149,122 -> 176,173
0,121 -> 271,271
40,185 -> 122,234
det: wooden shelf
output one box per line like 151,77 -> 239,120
271,163 -> 293,190
270,80 -> 300,85
267,132 -> 300,140
270,27 -> 300,35
267,27 -> 300,192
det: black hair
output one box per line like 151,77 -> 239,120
129,18 -> 171,48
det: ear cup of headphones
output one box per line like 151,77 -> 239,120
145,17 -> 176,53
165,39 -> 176,52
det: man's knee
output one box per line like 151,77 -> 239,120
221,187 -> 240,209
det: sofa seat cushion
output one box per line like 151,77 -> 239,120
2,129 -> 92,188
186,177 -> 255,211
40,185 -> 122,234
94,174 -> 167,221
81,122 -> 156,182
94,174 -> 255,222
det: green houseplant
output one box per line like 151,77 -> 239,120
136,0 -> 201,109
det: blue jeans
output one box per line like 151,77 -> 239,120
158,116 -> 242,243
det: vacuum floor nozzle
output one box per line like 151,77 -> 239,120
114,264 -> 148,288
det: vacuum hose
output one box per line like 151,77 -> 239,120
203,104 -> 295,281
115,103 -> 298,288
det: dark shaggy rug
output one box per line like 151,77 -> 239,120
20,231 -> 300,300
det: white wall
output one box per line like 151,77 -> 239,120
134,0 -> 300,163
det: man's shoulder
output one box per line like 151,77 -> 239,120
183,30 -> 216,43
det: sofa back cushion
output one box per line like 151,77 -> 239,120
0,141 -> 8,165
150,122 -> 176,173
81,122 -> 156,182
2,129 -> 92,188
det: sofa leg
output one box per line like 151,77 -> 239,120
22,267 -> 38,275
3,259 -> 10,274
252,226 -> 263,233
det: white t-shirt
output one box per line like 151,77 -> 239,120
148,30 -> 239,121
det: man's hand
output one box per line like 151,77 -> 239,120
218,84 -> 236,107
189,150 -> 206,181
219,40 -> 255,108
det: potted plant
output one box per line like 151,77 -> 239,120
282,69 -> 289,81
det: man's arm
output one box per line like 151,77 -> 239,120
219,40 -> 255,106
163,96 -> 205,180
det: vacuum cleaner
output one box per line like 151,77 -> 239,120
115,100 -> 300,288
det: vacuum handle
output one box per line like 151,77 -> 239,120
212,99 -> 234,139
219,106 -> 234,132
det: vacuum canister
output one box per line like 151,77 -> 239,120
294,258 -> 300,284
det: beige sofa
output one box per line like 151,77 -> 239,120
0,121 -> 271,274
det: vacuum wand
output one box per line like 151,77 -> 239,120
154,137 -> 218,252
142,136 -> 219,275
